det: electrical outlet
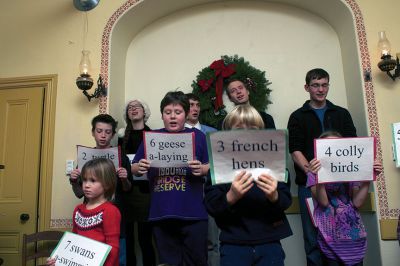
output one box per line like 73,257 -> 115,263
66,160 -> 74,175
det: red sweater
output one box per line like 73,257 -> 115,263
73,202 -> 121,266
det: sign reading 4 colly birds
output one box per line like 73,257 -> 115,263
314,137 -> 376,183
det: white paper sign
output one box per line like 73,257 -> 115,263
391,122 -> 400,167
77,146 -> 120,170
144,132 -> 194,168
207,129 -> 288,184
127,154 -> 147,181
315,137 -> 375,183
50,231 -> 111,266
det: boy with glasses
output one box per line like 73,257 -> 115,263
287,68 -> 357,265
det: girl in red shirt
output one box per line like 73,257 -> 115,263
47,158 -> 121,266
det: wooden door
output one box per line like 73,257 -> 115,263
0,86 -> 44,265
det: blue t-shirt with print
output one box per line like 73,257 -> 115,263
134,127 -> 209,221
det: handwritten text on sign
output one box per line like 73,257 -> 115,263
144,132 -> 194,168
207,130 -> 287,184
391,122 -> 400,168
50,231 -> 111,266
77,146 -> 120,170
315,137 -> 375,183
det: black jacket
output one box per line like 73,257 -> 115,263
204,175 -> 292,245
287,100 -> 357,185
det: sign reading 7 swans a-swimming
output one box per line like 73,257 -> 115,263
50,231 -> 111,266
206,129 -> 288,185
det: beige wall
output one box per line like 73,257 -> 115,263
360,0 -> 400,212
1,0 -> 399,265
358,1 -> 400,264
123,1 -> 347,130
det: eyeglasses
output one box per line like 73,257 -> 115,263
127,104 -> 143,111
308,83 -> 329,89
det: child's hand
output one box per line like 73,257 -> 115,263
373,160 -> 383,175
70,169 -> 81,181
46,257 -> 56,266
256,173 -> 278,202
116,167 -> 127,180
308,158 -> 321,174
188,160 -> 208,176
226,170 -> 253,205
137,159 -> 150,175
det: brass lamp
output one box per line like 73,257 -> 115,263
377,31 -> 400,81
74,0 -> 106,101
76,50 -> 106,101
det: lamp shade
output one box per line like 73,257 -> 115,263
378,31 -> 391,57
73,0 -> 100,11
79,50 -> 92,75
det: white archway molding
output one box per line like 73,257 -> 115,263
98,0 -> 395,220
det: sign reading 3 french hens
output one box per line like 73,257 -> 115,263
207,129 -> 288,184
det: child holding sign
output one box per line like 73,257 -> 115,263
132,91 -> 209,266
47,158 -> 121,266
307,131 -> 382,266
204,105 -> 292,266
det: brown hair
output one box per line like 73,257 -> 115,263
81,158 -> 117,201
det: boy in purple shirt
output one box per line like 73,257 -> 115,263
132,91 -> 209,266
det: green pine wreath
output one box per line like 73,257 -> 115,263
191,55 -> 272,128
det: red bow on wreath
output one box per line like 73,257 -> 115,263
210,59 -> 236,111
198,59 -> 236,111
198,78 -> 214,92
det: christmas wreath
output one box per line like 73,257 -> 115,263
191,55 -> 272,129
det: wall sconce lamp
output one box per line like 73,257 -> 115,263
377,31 -> 400,81
76,50 -> 107,101
73,0 -> 105,101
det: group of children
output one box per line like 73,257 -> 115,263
47,77 -> 382,266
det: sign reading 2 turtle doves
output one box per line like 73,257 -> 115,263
314,137 -> 376,183
207,130 -> 288,185
143,132 -> 194,168
77,146 -> 120,170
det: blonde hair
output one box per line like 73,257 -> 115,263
222,104 -> 264,130
81,158 -> 117,201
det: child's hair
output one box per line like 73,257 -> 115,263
91,114 -> 118,134
81,158 -> 117,201
160,91 -> 189,115
305,68 -> 330,85
222,104 -> 264,130
319,130 -> 342,139
185,93 -> 200,102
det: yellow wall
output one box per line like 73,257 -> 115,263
0,0 -> 125,221
359,0 -> 400,211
